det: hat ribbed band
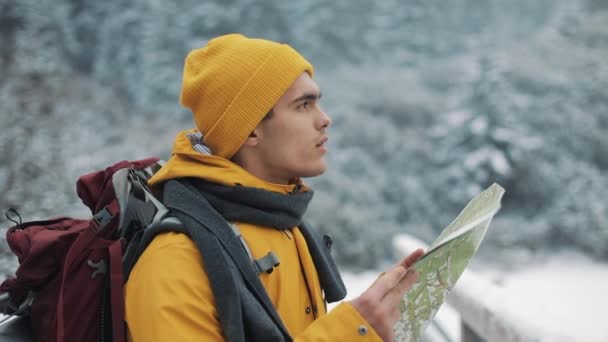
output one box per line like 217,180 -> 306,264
202,44 -> 313,159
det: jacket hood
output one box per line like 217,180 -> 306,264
148,129 -> 307,194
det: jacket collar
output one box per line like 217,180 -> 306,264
149,129 -> 308,194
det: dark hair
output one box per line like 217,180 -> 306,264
262,109 -> 273,121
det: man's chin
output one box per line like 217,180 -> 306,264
300,164 -> 327,179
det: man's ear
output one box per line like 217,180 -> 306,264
242,126 -> 262,147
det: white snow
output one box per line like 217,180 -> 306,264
477,252 -> 608,342
464,147 -> 511,176
336,251 -> 608,341
469,117 -> 489,136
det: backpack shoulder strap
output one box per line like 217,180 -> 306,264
162,179 -> 291,341
122,215 -> 186,282
122,198 -> 280,281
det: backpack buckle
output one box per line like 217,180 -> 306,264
92,206 -> 114,230
253,251 -> 280,275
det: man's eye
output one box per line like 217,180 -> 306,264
299,101 -> 310,109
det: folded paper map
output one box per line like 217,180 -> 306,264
394,183 -> 505,342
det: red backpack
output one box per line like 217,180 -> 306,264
0,157 -> 181,342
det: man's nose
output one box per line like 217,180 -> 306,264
318,109 -> 332,130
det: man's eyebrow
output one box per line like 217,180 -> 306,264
289,92 -> 323,106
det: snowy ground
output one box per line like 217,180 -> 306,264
336,251 -> 608,341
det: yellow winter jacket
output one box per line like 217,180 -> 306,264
124,130 -> 381,341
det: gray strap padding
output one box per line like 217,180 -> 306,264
230,223 -> 254,260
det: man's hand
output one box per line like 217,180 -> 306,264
350,248 -> 424,342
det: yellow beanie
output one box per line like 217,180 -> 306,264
180,33 -> 314,159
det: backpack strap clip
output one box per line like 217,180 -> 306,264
92,207 -> 112,230
229,223 -> 281,275
253,252 -> 280,275
92,201 -> 119,231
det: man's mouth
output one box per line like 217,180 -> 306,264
317,136 -> 328,147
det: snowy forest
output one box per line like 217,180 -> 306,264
0,0 -> 607,272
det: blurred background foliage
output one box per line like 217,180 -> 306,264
0,0 -> 606,272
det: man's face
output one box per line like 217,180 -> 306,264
253,72 -> 331,184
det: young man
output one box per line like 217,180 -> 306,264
125,33 -> 423,341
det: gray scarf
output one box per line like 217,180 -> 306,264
188,178 -> 346,302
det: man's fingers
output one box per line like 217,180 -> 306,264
397,248 -> 425,269
351,264 -> 419,342
383,268 -> 419,304
365,248 -> 424,303
367,266 -> 407,299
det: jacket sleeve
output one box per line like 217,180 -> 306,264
294,302 -> 382,341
